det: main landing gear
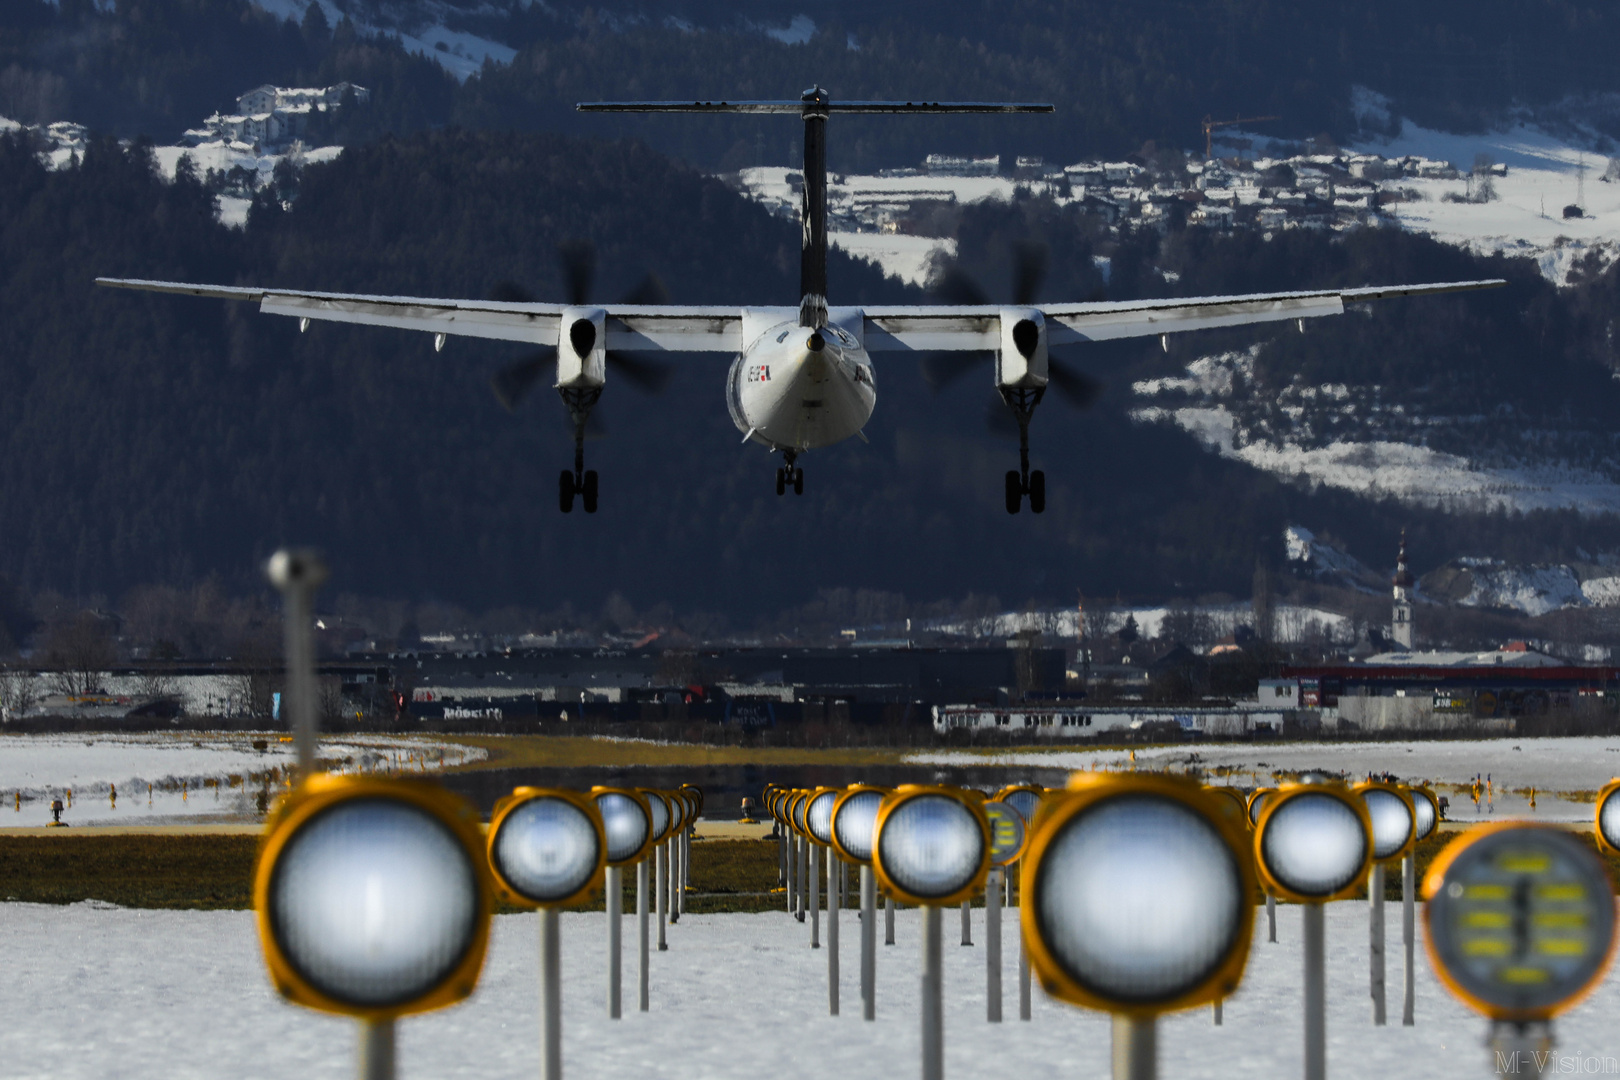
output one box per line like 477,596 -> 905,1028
775,450 -> 805,496
558,388 -> 600,514
1001,387 -> 1046,515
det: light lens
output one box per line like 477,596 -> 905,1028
806,790 -> 837,845
1003,789 -> 1041,823
1599,790 -> 1620,851
792,794 -> 809,834
877,794 -> 984,901
1428,827 -> 1615,1016
1363,788 -> 1414,860
492,796 -> 601,904
1033,793 -> 1244,1005
833,790 -> 882,862
594,792 -> 649,864
1260,792 -> 1368,898
1413,791 -> 1438,841
269,797 -> 480,1008
1248,791 -> 1270,826
644,791 -> 670,841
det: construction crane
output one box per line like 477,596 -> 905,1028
1202,114 -> 1279,159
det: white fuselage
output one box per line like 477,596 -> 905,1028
727,318 -> 876,452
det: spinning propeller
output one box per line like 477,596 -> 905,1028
922,241 -> 1105,415
488,241 -> 674,410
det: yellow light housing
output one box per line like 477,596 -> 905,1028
873,785 -> 989,906
1253,781 -> 1373,904
487,787 -> 606,908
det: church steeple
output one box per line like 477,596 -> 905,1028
1392,529 -> 1414,649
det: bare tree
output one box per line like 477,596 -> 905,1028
42,612 -> 116,698
0,666 -> 40,721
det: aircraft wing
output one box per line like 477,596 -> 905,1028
859,279 -> 1507,350
92,278 -> 744,352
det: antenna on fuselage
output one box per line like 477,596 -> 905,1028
577,92 -> 1053,330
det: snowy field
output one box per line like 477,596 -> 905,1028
1,899 -> 1615,1079
911,737 -> 1620,822
0,734 -> 485,827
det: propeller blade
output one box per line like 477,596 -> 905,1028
984,397 -> 1021,439
490,350 -> 552,411
606,351 -> 673,394
921,351 -> 993,392
558,240 -> 596,307
1047,357 -> 1105,409
1012,241 -> 1048,307
930,265 -> 991,307
488,281 -> 537,304
620,272 -> 671,306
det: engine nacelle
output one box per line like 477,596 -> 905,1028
555,305 -> 607,390
995,307 -> 1048,390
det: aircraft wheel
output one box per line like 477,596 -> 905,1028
559,470 -> 576,514
582,470 -> 599,514
792,468 -> 804,495
1028,470 -> 1046,514
776,468 -> 786,496
1004,471 -> 1022,515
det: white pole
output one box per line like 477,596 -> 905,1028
786,833 -> 797,917
986,867 -> 1002,1022
682,826 -> 691,912
539,908 -> 562,1080
360,1017 -> 395,1080
674,827 -> 686,921
1402,854 -> 1416,1026
1304,902 -> 1326,1080
885,893 -> 895,944
960,899 -> 973,946
1018,928 -> 1031,1021
606,865 -> 622,1019
921,906 -> 944,1080
1267,892 -> 1278,943
828,852 -> 840,1015
656,843 -> 668,951
268,550 -> 326,777
1111,1015 -> 1155,1080
1370,863 -> 1386,1025
637,858 -> 650,1012
810,842 -> 821,948
861,864 -> 877,1021
797,836 -> 808,923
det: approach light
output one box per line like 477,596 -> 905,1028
831,786 -> 886,864
590,787 -> 653,867
995,785 -> 1043,826
1410,786 -> 1439,842
640,789 -> 672,845
983,801 -> 1028,867
1425,822 -> 1616,1021
1204,786 -> 1249,826
1022,773 -> 1254,1014
1595,780 -> 1620,855
1247,787 -> 1276,828
806,787 -> 839,846
873,786 -> 990,906
792,790 -> 811,836
1354,781 -> 1416,863
255,773 -> 492,1018
1254,782 -> 1373,903
488,788 -> 606,908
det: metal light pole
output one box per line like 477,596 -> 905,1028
267,549 -> 327,776
1111,1015 -> 1155,1080
921,906 -> 944,1080
861,864 -> 877,1020
1401,854 -> 1415,1026
539,908 -> 562,1080
606,865 -> 622,1018
986,867 -> 1003,1022
657,843 -> 668,951
637,858 -> 650,1012
1369,863 -> 1386,1025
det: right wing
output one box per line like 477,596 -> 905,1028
93,278 -> 743,352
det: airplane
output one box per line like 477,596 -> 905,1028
98,87 -> 1505,515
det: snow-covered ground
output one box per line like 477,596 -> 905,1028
1,899 -> 1614,1079
830,231 -> 955,286
0,733 -> 485,827
249,0 -> 516,81
924,600 -> 1349,644
910,736 -> 1620,822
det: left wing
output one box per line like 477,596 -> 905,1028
93,278 -> 742,352
860,279 -> 1507,350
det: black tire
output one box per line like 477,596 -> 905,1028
582,470 -> 599,514
1004,470 -> 1022,514
776,467 -> 786,496
792,468 -> 804,495
1029,469 -> 1046,514
559,469 -> 576,514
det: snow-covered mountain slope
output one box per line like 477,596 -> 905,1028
1132,348 -> 1620,517
250,0 -> 516,80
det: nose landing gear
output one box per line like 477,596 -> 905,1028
775,450 -> 805,496
1000,387 -> 1046,515
559,388 -> 600,514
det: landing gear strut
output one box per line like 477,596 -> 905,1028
775,450 -> 805,496
558,388 -> 600,514
1000,387 -> 1046,515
